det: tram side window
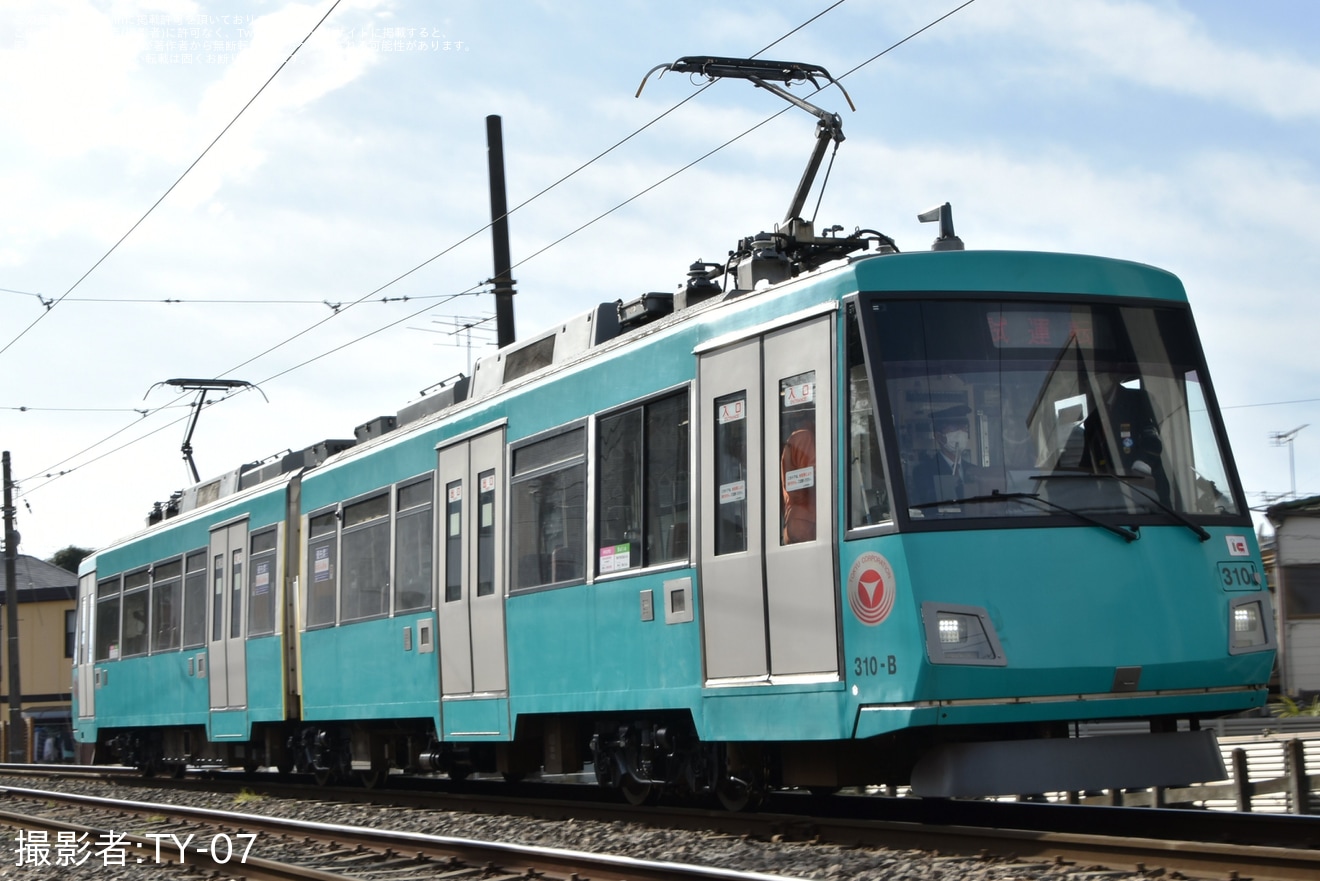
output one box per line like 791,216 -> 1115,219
248,527 -> 278,636
229,547 -> 244,639
94,577 -> 120,661
596,390 -> 690,574
121,569 -> 150,658
150,558 -> 182,653
476,469 -> 496,596
182,552 -> 207,647
598,408 -> 643,573
395,476 -> 434,612
714,393 -> 749,555
341,493 -> 390,622
306,511 -> 338,627
846,304 -> 891,529
211,553 -> 224,642
182,550 -> 207,649
444,480 -> 463,602
779,372 -> 817,544
648,392 -> 690,563
511,426 -> 586,591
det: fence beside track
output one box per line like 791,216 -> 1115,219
1057,719 -> 1320,813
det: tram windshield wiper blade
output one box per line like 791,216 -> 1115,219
910,490 -> 1038,509
1030,472 -> 1210,542
911,490 -> 1139,543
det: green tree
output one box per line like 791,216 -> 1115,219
1270,695 -> 1320,717
47,545 -> 93,574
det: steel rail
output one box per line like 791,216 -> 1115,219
0,785 -> 807,881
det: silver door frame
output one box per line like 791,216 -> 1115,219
697,312 -> 840,684
207,520 -> 249,710
75,573 -> 95,719
437,427 -> 509,698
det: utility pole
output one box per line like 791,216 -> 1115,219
486,115 -> 517,348
2,452 -> 24,762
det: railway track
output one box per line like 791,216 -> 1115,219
1,769 -> 1317,880
0,784 -> 796,881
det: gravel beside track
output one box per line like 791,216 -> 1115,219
0,774 -> 1156,880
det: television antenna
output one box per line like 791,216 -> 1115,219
1270,424 -> 1308,500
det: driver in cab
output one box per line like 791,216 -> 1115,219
911,404 -> 980,508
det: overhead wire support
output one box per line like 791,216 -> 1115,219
637,55 -> 855,225
0,0 -> 345,361
146,378 -> 269,483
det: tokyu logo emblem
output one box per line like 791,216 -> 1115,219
847,551 -> 896,626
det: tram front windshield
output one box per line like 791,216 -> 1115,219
864,297 -> 1242,524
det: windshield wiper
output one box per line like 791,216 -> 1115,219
1031,473 -> 1210,542
911,490 -> 1139,542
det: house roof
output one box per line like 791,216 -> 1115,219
0,555 -> 78,603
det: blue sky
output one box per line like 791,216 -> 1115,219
2,0 -> 1318,558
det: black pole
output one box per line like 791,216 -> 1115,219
180,390 -> 206,483
486,115 -> 517,348
2,452 -> 23,762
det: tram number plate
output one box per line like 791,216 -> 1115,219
853,655 -> 897,677
1217,560 -> 1260,591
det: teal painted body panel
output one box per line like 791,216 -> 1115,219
505,570 -> 704,719
88,652 -> 208,731
302,429 -> 446,513
442,698 -> 510,739
299,613 -> 439,721
838,525 -> 1271,732
98,484 -> 291,577
849,250 -> 1188,302
245,635 -> 286,723
79,637 -> 289,741
209,709 -> 248,740
701,684 -> 850,741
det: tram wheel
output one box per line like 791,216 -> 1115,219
715,775 -> 760,812
620,772 -> 659,806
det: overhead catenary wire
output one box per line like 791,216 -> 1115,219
19,0 -> 978,496
0,0 -> 346,361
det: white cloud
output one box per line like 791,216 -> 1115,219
954,0 -> 1320,120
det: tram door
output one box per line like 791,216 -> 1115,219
207,521 -> 248,710
698,315 -> 839,681
436,428 -> 508,697
75,574 -> 95,718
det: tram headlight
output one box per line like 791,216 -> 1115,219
1228,597 -> 1272,654
938,616 -> 966,645
921,603 -> 1006,666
